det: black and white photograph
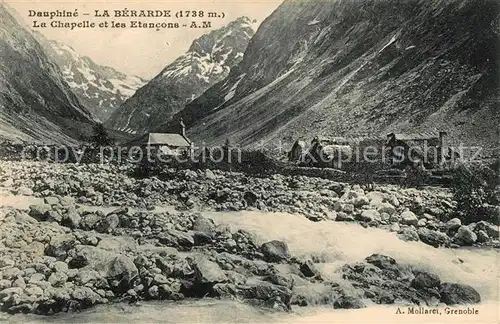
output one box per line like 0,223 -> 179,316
0,0 -> 498,322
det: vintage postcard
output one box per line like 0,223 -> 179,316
0,0 -> 498,323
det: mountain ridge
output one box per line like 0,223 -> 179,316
105,16 -> 255,135
155,0 -> 499,155
0,4 -> 97,145
33,32 -> 147,122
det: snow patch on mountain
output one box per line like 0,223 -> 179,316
33,32 -> 147,122
106,16 -> 255,134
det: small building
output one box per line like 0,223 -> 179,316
385,131 -> 447,168
144,120 -> 193,156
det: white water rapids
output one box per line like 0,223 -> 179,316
4,210 -> 499,323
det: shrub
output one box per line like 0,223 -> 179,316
90,124 -> 114,148
450,160 -> 500,224
403,165 -> 431,189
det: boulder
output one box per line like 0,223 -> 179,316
333,296 -> 366,309
69,245 -> 114,270
260,240 -> 290,262
390,223 -> 401,232
158,230 -> 195,250
353,196 -> 370,208
366,191 -> 387,203
445,218 -> 462,231
45,234 -> 77,259
106,255 -> 138,287
28,204 -> 51,221
417,219 -> 427,227
476,230 -> 489,243
80,213 -> 101,230
192,257 -> 227,284
398,227 -> 419,242
364,254 -> 396,270
336,212 -> 355,222
439,283 -> 481,305
192,215 -> 216,233
53,261 -> 69,273
95,214 -> 120,233
237,280 -> 292,303
342,204 -> 355,214
71,286 -> 102,306
44,196 -> 60,205
475,221 -> 499,239
411,271 -> 441,289
454,226 -> 477,246
46,210 -> 63,223
243,191 -> 259,207
400,210 -> 418,226
359,210 -> 381,222
148,285 -> 160,298
300,260 -> 320,278
48,272 -> 68,287
417,228 -> 450,248
61,210 -> 81,228
375,202 -> 396,216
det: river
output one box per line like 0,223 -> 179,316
1,207 -> 499,323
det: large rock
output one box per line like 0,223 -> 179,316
80,212 -> 101,230
28,204 -> 51,221
375,202 -> 396,216
398,227 -> 420,242
300,260 -> 320,278
44,196 -> 60,205
335,212 -> 355,222
475,221 -> 499,239
61,210 -> 81,228
365,254 -> 396,269
260,240 -> 290,262
445,218 -> 462,231
69,245 -> 114,270
45,234 -> 77,259
439,283 -> 481,305
192,257 -> 227,284
236,280 -> 292,303
411,271 -> 441,289
192,215 -> 216,233
454,226 -> 477,246
417,228 -> 450,248
359,210 -> 381,222
106,255 -> 139,287
48,272 -> 68,287
400,210 -> 418,226
158,230 -> 195,250
71,286 -> 102,306
95,214 -> 120,233
366,191 -> 387,203
353,196 -> 370,208
333,296 -> 366,309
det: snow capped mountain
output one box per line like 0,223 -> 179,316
34,32 -> 147,122
157,0 -> 499,154
0,4 -> 96,145
106,16 -> 254,135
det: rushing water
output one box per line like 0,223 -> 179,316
3,210 -> 499,323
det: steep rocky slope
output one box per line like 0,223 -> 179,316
158,0 -> 499,154
34,33 -> 147,122
0,5 -> 96,145
106,17 -> 254,135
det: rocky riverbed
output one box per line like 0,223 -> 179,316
0,161 -> 498,318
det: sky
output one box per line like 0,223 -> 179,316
6,0 -> 282,79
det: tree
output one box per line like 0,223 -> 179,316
90,123 -> 114,147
